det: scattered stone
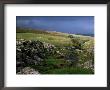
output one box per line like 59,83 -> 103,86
17,67 -> 40,74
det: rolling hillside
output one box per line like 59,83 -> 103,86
16,28 -> 94,74
16,28 -> 93,47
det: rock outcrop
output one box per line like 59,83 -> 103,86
16,39 -> 56,73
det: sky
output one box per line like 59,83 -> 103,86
16,16 -> 94,35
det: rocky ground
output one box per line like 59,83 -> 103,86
16,39 -> 94,74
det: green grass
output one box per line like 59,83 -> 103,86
16,33 -> 72,46
16,29 -> 94,74
45,58 -> 66,65
29,57 -> 93,74
45,67 -> 94,74
29,57 -> 70,74
16,29 -> 93,47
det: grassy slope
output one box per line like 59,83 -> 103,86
16,29 -> 93,47
16,29 -> 94,74
16,33 -> 72,47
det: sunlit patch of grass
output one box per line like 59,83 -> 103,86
82,39 -> 94,49
16,33 -> 72,46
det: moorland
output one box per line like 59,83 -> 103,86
16,28 -> 94,74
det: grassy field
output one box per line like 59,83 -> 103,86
16,29 -> 94,74
16,29 -> 93,47
16,33 -> 72,47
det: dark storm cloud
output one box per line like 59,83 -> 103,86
16,16 -> 94,35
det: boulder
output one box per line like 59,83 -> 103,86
17,67 -> 39,74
